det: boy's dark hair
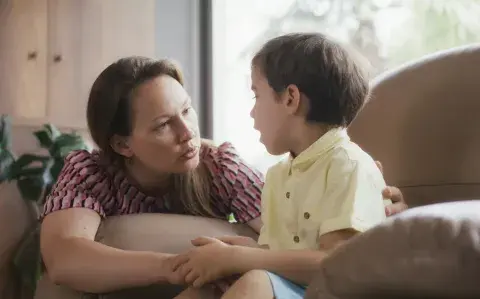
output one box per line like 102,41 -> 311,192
252,32 -> 369,127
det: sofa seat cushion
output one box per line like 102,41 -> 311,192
305,200 -> 480,299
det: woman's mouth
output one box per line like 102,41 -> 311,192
180,146 -> 199,160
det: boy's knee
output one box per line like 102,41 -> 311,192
243,270 -> 268,278
241,270 -> 269,280
236,270 -> 272,291
223,270 -> 273,299
174,286 -> 218,299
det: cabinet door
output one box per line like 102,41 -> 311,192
0,0 -> 48,123
47,0 -> 156,129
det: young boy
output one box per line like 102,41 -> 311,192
172,32 -> 391,299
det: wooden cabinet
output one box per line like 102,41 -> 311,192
0,0 -> 156,129
0,0 -> 48,121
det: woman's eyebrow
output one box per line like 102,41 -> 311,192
182,96 -> 192,107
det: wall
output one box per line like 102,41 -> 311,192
8,0 -> 201,154
155,0 -> 201,113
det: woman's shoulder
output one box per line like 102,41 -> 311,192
200,139 -> 264,180
64,149 -> 99,164
63,149 -> 105,172
57,149 -> 111,190
199,140 -> 264,222
43,150 -> 114,218
200,139 -> 241,163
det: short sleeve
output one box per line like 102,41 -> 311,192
318,155 -> 389,236
41,150 -> 110,219
202,142 -> 264,223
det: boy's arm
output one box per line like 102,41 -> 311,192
175,156 -> 384,287
231,229 -> 356,285
173,229 -> 354,288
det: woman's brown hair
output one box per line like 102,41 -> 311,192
87,56 -> 219,218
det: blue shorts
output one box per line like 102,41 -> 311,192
265,272 -> 306,299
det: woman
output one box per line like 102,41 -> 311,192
40,56 -> 407,295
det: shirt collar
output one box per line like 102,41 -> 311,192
288,127 -> 349,172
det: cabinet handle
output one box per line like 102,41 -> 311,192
53,54 -> 63,63
27,51 -> 37,60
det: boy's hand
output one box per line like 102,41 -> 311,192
375,160 -> 409,216
217,235 -> 259,248
172,237 -> 238,288
164,255 -> 188,285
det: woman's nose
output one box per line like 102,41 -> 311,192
181,127 -> 194,142
178,121 -> 195,142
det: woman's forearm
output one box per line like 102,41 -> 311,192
44,237 -> 174,293
232,247 -> 326,285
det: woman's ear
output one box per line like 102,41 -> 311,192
110,135 -> 133,158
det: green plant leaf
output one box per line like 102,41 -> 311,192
7,123 -> 87,205
15,164 -> 53,202
8,154 -> 50,180
43,124 -> 61,141
17,177 -> 47,202
0,148 -> 16,182
13,166 -> 46,178
34,124 -> 62,149
33,130 -> 54,149
49,157 -> 65,181
50,133 -> 88,158
0,114 -> 12,150
40,184 -> 53,205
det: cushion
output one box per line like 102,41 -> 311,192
97,214 -> 258,299
35,214 -> 258,299
348,45 -> 480,208
304,200 -> 480,299
95,213 -> 258,252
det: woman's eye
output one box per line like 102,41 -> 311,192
155,122 -> 168,131
182,107 -> 192,115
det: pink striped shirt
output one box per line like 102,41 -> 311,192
42,142 -> 263,223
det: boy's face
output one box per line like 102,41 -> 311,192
250,66 -> 291,155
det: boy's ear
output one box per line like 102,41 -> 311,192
110,135 -> 134,158
284,84 -> 301,114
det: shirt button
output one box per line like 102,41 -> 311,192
286,192 -> 290,199
304,212 -> 310,219
293,235 -> 300,243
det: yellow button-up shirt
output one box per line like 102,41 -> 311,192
258,127 -> 391,250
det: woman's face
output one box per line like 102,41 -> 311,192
118,75 -> 201,176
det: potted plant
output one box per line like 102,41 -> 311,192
0,114 -> 90,297
0,115 -> 15,182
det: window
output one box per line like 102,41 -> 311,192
212,0 -> 480,173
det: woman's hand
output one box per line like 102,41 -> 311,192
172,237 -> 238,288
375,161 -> 409,216
382,185 -> 408,216
164,255 -> 188,285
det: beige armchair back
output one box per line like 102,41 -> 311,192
349,44 -> 480,207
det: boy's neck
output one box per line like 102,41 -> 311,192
289,123 -> 332,158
